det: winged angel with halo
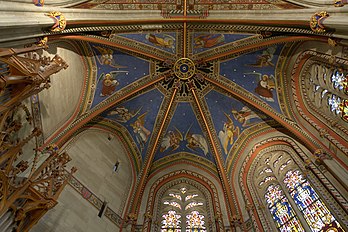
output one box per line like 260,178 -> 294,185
131,112 -> 151,151
244,72 -> 276,102
218,112 -> 240,155
160,127 -> 183,152
97,71 -> 128,97
184,125 -> 209,156
93,46 -> 127,68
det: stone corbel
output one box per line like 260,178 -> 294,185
310,11 -> 330,33
334,0 -> 347,7
45,11 -> 66,32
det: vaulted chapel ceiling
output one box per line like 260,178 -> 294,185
2,1 -> 348,231
49,27 -> 309,175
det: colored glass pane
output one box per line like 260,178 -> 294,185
328,94 -> 342,114
284,170 -> 344,232
265,185 -> 305,231
185,194 -> 198,201
186,211 -> 206,232
289,181 -> 318,210
284,170 -> 305,191
265,185 -> 283,207
331,69 -> 346,91
161,210 -> 181,231
169,193 -> 182,201
185,202 -> 203,210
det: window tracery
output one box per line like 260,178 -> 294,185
306,63 -> 348,122
265,184 -> 305,231
186,210 -> 206,232
254,152 -> 345,232
160,185 -> 207,232
161,210 -> 181,232
283,170 -> 344,232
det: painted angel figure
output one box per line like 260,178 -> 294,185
93,46 -> 127,68
185,125 -> 209,155
218,112 -> 240,155
194,34 -> 225,49
98,71 -> 128,97
131,112 -> 151,151
160,128 -> 183,152
244,72 -> 276,102
247,46 -> 276,67
145,34 -> 175,52
107,106 -> 141,123
232,106 -> 265,127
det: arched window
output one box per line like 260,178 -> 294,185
265,184 -> 305,231
254,151 -> 345,232
160,186 -> 207,232
186,210 -> 206,232
161,210 -> 181,232
306,63 -> 348,122
283,170 -> 344,232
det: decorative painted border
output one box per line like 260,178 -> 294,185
68,173 -> 123,227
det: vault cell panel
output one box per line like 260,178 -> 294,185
90,44 -> 149,108
153,102 -> 215,163
117,33 -> 177,54
103,89 -> 164,159
205,90 -> 271,161
192,33 -> 253,54
219,45 -> 284,113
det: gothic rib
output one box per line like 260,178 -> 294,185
51,35 -> 170,61
195,35 -> 327,62
128,86 -> 178,219
207,77 -> 319,153
48,73 -> 167,148
190,87 -> 238,224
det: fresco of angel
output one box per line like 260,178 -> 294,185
107,106 -> 141,123
93,46 -> 127,68
244,72 -> 276,102
184,125 -> 209,155
218,112 -> 240,155
247,46 -> 276,67
97,71 -> 128,97
131,112 -> 151,151
194,34 -> 225,49
145,34 -> 175,52
160,127 -> 183,152
232,106 -> 266,127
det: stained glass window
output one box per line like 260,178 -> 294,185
186,211 -> 206,232
161,210 -> 181,232
284,170 -> 344,232
161,186 -> 207,232
185,202 -> 203,210
259,176 -> 276,186
279,159 -> 291,172
169,193 -> 182,201
328,94 -> 342,115
331,69 -> 347,91
185,194 -> 198,202
265,185 -> 305,232
164,201 -> 182,210
308,64 -> 348,122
